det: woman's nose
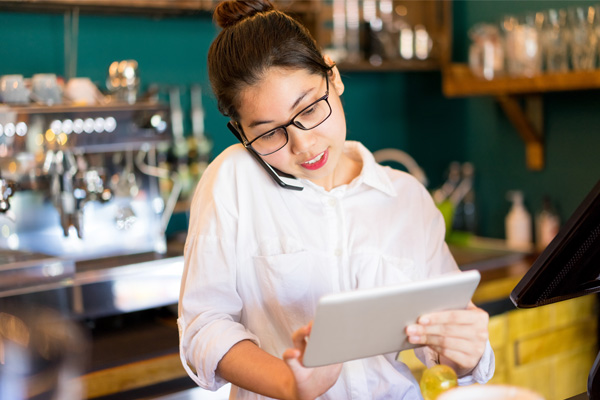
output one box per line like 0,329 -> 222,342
288,126 -> 317,155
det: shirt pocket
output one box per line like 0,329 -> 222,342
252,250 -> 335,323
354,253 -> 422,289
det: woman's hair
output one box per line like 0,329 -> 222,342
208,0 -> 331,121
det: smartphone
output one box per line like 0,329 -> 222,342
227,122 -> 304,191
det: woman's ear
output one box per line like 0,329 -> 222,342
324,54 -> 344,96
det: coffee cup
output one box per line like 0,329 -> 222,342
0,74 -> 30,105
65,77 -> 104,106
31,73 -> 62,105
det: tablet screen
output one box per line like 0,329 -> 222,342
302,270 -> 481,368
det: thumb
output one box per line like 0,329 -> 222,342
283,348 -> 305,372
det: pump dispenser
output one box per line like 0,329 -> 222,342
505,191 -> 532,251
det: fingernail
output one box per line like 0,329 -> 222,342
406,325 -> 417,334
419,317 -> 430,325
408,335 -> 420,343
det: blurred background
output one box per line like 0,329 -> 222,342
1,0 -> 598,239
1,1 -> 599,399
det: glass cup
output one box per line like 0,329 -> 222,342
502,13 -> 543,77
31,73 -> 62,106
468,23 -> 505,80
567,6 -> 598,70
0,75 -> 30,105
541,9 -> 569,72
65,77 -> 103,105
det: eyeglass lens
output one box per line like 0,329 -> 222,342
251,97 -> 331,155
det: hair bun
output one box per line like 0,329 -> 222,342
214,0 -> 275,29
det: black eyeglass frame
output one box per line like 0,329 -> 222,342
232,77 -> 331,156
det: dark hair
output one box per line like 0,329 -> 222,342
208,0 -> 331,121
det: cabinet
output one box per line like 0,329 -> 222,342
282,0 -> 452,72
0,0 -> 452,72
488,295 -> 597,400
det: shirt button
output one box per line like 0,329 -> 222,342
334,248 -> 342,257
328,198 -> 337,207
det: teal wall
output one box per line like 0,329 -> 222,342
1,1 -> 599,239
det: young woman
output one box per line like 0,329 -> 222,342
178,1 -> 494,399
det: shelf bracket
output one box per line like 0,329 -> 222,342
495,94 -> 544,171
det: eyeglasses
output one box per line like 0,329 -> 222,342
233,77 -> 332,156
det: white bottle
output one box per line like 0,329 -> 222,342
505,191 -> 532,251
535,197 -> 560,251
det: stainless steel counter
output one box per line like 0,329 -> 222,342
0,253 -> 183,320
0,236 -> 525,320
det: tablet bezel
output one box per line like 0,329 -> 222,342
302,270 -> 481,368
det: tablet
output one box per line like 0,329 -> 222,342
302,270 -> 481,368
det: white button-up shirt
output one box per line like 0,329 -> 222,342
179,141 -> 494,399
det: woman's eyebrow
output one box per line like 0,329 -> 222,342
247,87 -> 316,129
289,88 -> 313,112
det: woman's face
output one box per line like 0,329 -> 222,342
236,67 -> 353,191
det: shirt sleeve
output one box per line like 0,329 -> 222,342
413,341 -> 495,385
178,234 -> 259,391
177,155 -> 259,391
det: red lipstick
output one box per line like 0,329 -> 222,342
301,149 -> 329,170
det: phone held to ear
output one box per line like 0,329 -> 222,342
227,122 -> 304,191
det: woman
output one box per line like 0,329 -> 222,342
178,1 -> 494,399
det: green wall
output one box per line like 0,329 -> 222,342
1,1 -> 599,239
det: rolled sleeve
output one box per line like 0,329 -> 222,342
178,316 -> 259,390
178,233 -> 258,390
414,340 -> 495,385
457,340 -> 495,385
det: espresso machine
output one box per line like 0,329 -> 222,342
0,101 -> 183,318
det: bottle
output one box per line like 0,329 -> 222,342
505,191 -> 532,251
420,364 -> 458,400
535,196 -> 560,251
451,162 -> 477,234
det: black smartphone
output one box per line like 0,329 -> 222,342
227,122 -> 304,191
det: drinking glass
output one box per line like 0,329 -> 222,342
567,6 -> 598,70
468,23 -> 504,80
503,13 -> 543,77
541,9 -> 569,72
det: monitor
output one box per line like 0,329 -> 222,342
510,178 -> 600,399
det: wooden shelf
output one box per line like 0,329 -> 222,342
338,58 -> 441,72
443,63 -> 600,98
0,0 -> 214,15
442,63 -> 600,171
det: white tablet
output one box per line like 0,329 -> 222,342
302,270 -> 481,368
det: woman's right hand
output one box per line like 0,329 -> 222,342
282,323 -> 343,400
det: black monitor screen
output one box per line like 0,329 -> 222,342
510,178 -> 600,309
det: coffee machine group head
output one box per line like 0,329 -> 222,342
0,102 -> 174,261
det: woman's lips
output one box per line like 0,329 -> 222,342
301,149 -> 328,170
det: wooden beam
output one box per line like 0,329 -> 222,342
496,94 -> 545,171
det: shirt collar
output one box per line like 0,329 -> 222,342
345,141 -> 397,197
299,141 -> 397,197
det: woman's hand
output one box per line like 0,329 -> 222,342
406,302 -> 489,377
282,322 -> 343,400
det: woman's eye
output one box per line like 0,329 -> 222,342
259,129 -> 282,141
301,104 -> 317,116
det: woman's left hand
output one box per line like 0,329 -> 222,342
405,302 -> 489,377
